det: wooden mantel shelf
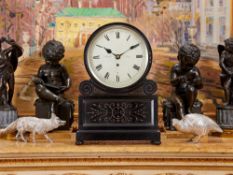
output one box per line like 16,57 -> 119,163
1,131 -> 233,175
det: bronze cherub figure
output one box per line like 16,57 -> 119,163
0,37 -> 23,128
171,44 -> 203,118
0,37 -> 22,107
33,40 -> 71,103
33,40 -> 74,130
216,38 -> 233,129
218,38 -> 233,105
163,44 -> 203,130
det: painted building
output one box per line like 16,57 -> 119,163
167,0 -> 192,45
195,0 -> 232,46
55,8 -> 127,48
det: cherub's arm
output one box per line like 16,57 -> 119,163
60,65 -> 71,91
1,38 -> 23,72
7,72 -> 15,104
220,56 -> 232,75
218,45 -> 225,58
192,68 -> 203,89
32,67 -> 45,85
170,65 -> 185,86
218,45 -> 232,75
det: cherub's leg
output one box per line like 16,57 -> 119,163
187,85 -> 197,113
35,84 -> 64,103
173,95 -> 185,119
43,134 -> 53,143
224,78 -> 231,104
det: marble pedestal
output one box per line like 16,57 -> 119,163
216,105 -> 233,129
35,99 -> 74,130
0,105 -> 17,128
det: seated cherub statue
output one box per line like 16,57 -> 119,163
33,40 -> 74,129
218,38 -> 233,105
33,40 -> 71,104
170,44 -> 203,119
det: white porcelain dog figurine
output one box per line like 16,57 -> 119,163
172,113 -> 223,143
0,113 -> 66,143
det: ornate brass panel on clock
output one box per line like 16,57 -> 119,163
76,22 -> 161,145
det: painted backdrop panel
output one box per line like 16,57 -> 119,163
0,0 -> 230,115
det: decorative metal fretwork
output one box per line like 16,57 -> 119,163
87,102 -> 148,123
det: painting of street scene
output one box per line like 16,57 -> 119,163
0,0 -> 231,116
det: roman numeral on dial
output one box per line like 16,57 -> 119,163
116,75 -> 120,82
127,73 -> 132,79
136,55 -> 143,58
104,72 -> 109,79
116,32 -> 120,39
126,35 -> 131,41
93,55 -> 100,59
104,34 -> 110,41
96,64 -> 102,71
133,65 -> 140,71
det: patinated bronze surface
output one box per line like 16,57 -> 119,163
0,37 -> 22,128
163,44 -> 203,130
33,40 -> 71,103
216,38 -> 233,129
218,38 -> 233,105
33,40 -> 73,130
171,44 -> 203,118
0,37 -> 22,108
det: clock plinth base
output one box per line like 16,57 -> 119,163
76,129 -> 161,145
76,94 -> 160,145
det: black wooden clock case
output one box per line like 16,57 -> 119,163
76,23 -> 161,145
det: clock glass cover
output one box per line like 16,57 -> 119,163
85,23 -> 152,89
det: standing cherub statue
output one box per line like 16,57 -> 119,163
0,37 -> 22,107
0,37 -> 23,128
218,38 -> 233,105
216,38 -> 233,129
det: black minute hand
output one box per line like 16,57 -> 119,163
119,43 -> 140,56
130,43 -> 140,50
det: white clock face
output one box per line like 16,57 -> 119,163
85,23 -> 151,89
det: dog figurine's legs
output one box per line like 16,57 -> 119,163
43,133 -> 53,143
32,131 -> 36,143
19,131 -> 27,143
192,135 -> 204,143
16,132 -> 20,141
24,132 -> 30,142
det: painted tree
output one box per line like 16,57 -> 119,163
34,0 -> 67,53
132,0 -> 190,50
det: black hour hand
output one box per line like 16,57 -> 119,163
96,45 -> 112,54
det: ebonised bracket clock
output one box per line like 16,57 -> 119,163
76,22 -> 161,145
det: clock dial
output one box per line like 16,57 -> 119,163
85,23 -> 152,89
